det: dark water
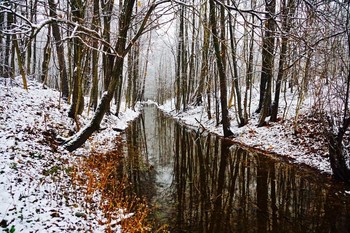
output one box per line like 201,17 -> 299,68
123,104 -> 350,233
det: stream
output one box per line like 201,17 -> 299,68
123,104 -> 350,232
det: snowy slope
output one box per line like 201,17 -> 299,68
159,95 -> 332,175
0,77 -> 139,232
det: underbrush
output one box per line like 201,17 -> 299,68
71,137 -> 154,232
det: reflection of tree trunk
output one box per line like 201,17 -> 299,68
226,147 -> 241,230
174,125 -> 184,229
257,156 -> 269,233
227,147 -> 241,209
209,140 -> 229,232
180,128 -> 187,227
324,185 -> 349,232
237,149 -> 251,232
270,163 -> 278,232
197,133 -> 209,230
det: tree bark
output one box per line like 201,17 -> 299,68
327,23 -> 350,182
244,16 -> 255,124
41,29 -> 51,85
194,2 -> 209,106
228,12 -> 245,126
48,0 -> 69,100
209,0 -> 233,137
1,8 -> 13,78
258,0 -> 276,126
175,6 -> 185,112
68,0 -> 85,121
13,35 -> 28,90
101,0 -> 114,92
89,0 -> 100,111
327,117 -> 350,181
270,0 -> 296,122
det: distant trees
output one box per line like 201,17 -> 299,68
65,0 -> 170,151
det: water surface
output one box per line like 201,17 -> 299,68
123,105 -> 350,232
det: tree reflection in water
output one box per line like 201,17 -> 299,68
124,105 -> 350,232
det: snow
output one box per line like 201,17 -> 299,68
159,92 -> 333,175
0,77 -> 140,232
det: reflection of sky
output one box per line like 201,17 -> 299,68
143,105 -> 174,190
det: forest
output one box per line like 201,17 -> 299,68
1,0 -> 350,231
2,0 -> 348,177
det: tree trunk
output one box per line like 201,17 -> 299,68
244,17 -> 255,124
209,0 -> 233,137
6,7 -> 14,79
194,2 -> 209,106
187,0 -> 196,104
13,35 -> 28,90
257,0 -> 276,126
0,7 -> 3,77
327,118 -> 350,181
48,0 -> 69,100
101,0 -> 114,92
41,29 -> 51,85
89,0 -> 100,111
31,0 -> 38,75
228,12 -> 245,126
68,0 -> 85,121
271,0 -> 296,122
175,6 -> 184,112
327,24 -> 350,181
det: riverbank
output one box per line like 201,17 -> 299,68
158,97 -> 333,175
0,77 -> 140,232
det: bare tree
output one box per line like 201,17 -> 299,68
48,0 -> 69,100
324,2 -> 350,182
270,0 -> 296,122
209,0 -> 233,137
257,0 -> 276,126
64,0 -> 170,151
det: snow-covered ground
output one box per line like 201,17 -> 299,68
158,93 -> 333,175
0,77 -> 140,232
